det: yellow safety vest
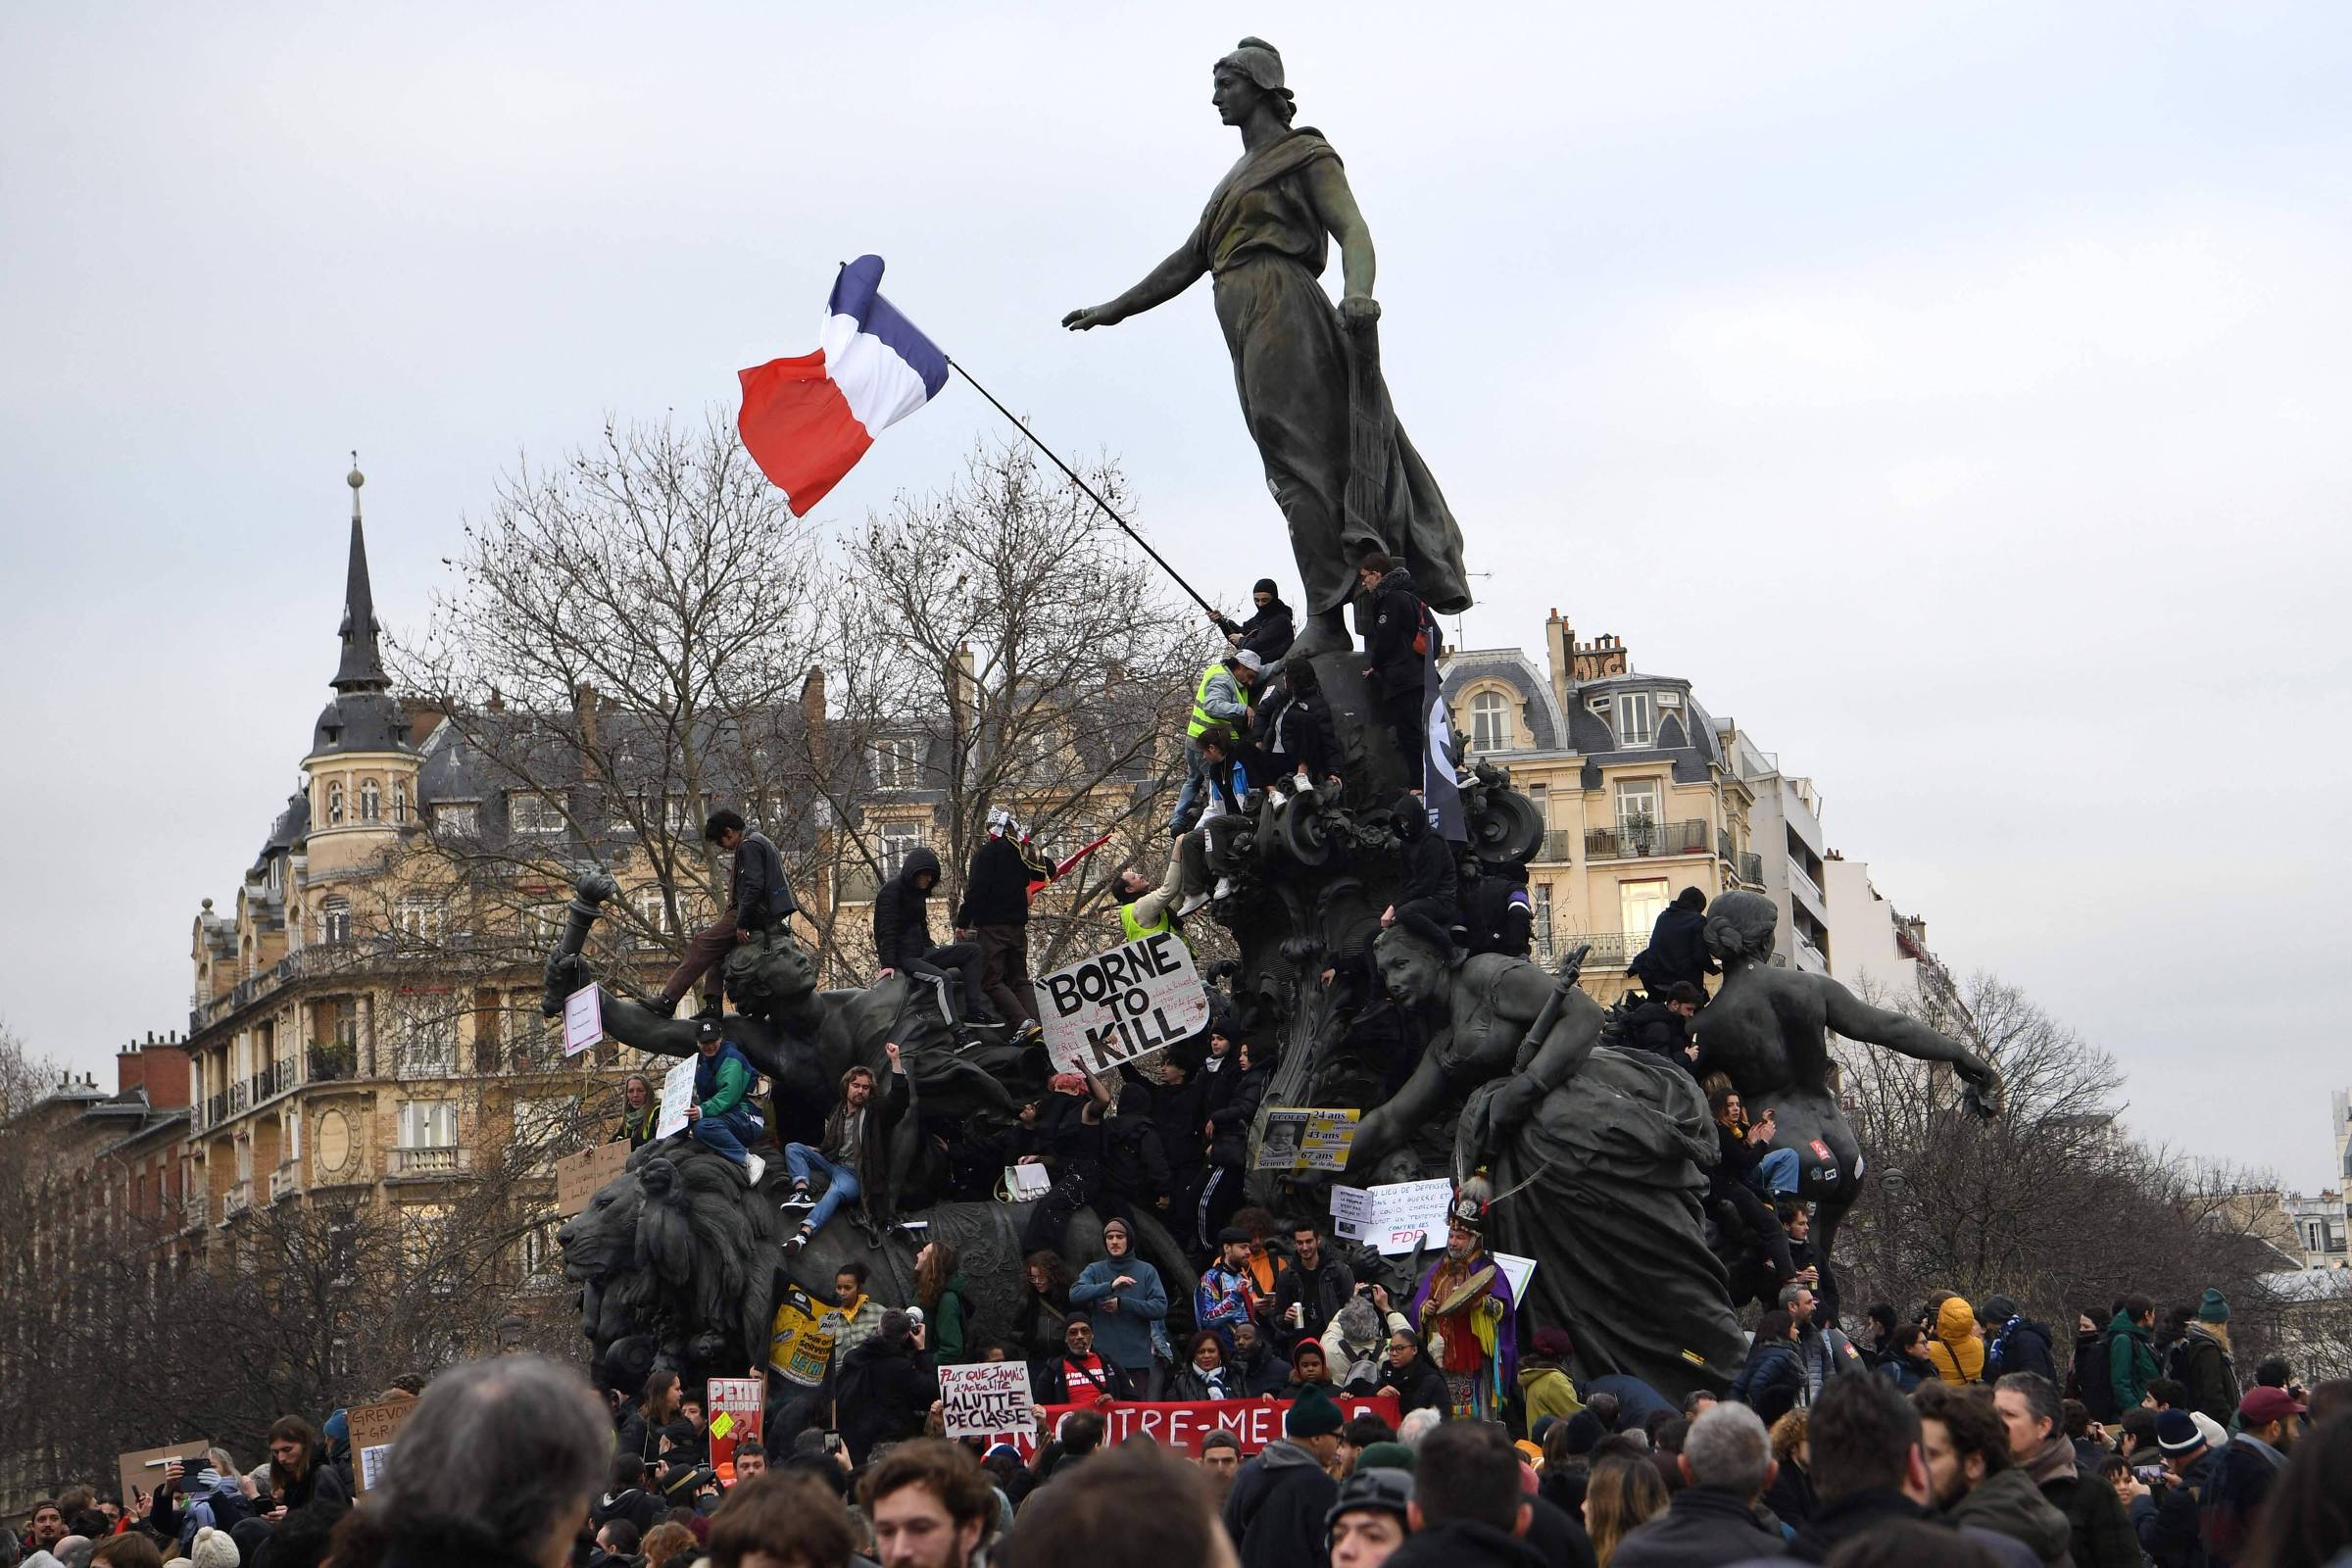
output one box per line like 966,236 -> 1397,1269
1187,661 -> 1232,739
1121,900 -> 1174,944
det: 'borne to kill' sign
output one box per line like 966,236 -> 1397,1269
1039,930 -> 1209,1073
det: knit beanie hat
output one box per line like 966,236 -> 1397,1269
2197,1289 -> 2230,1324
2156,1409 -> 2205,1454
1561,1410 -> 1605,1456
1354,1441 -> 1415,1474
1287,1385 -> 1345,1438
189,1527 -> 242,1568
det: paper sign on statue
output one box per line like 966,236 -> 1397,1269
562,984 -> 604,1056
1494,1250 -> 1538,1303
556,1141 -> 631,1216
347,1396 -> 419,1494
1039,930 -> 1210,1074
940,1361 -> 1038,1442
1004,1162 -> 1052,1200
1331,1177 -> 1454,1254
655,1055 -> 698,1140
1255,1107 -> 1357,1171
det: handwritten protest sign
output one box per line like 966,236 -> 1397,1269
1332,1177 -> 1454,1254
1039,931 -> 1210,1073
1007,1396 -> 1400,1460
555,1141 -> 631,1217
1254,1107 -> 1358,1171
940,1361 -> 1039,1442
348,1396 -> 419,1494
562,983 -> 604,1057
1494,1250 -> 1538,1303
118,1440 -> 209,1513
655,1055 -> 698,1140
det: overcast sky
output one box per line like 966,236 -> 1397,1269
3,3 -> 2346,1192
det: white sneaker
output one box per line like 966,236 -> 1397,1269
744,1152 -> 766,1186
1212,876 -> 1235,901
1178,891 -> 1211,917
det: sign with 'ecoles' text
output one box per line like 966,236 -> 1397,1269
1039,930 -> 1209,1073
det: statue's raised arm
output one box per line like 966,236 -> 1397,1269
1816,977 -> 2003,1111
1058,36 -> 1469,656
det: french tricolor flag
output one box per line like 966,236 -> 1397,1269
737,256 -> 949,515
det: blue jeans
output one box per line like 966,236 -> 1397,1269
786,1144 -> 861,1233
1167,744 -> 1209,832
692,1107 -> 760,1167
1756,1148 -> 1799,1197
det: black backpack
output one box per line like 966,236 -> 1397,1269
2078,1330 -> 2122,1421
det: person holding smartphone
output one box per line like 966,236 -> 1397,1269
1704,1084 -> 1799,1294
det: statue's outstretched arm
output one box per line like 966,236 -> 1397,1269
1348,1049 -> 1447,1176
1062,243 -> 1206,330
1818,979 -> 1997,1089
1301,160 -> 1377,309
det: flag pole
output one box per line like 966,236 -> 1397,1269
945,358 -> 1225,624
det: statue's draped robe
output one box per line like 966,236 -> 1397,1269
1189,128 -> 1470,616
1458,1045 -> 1748,1397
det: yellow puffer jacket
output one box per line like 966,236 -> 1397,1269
1925,1296 -> 1985,1384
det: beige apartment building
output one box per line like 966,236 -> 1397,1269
1441,612 -> 1773,1006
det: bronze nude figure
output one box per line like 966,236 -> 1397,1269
1062,37 -> 1470,656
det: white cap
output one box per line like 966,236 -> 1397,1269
1234,649 -> 1264,673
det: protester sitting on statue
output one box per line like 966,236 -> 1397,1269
1192,1038 -> 1270,1249
824,1260 -> 888,1360
874,847 -> 993,1039
1254,654 -> 1342,799
1357,554 -> 1434,795
652,808 -> 800,1019
1211,576 -> 1298,667
1379,792 -> 1459,956
613,1071 -> 659,1149
1099,1077 -> 1175,1227
1703,1081 -> 1799,1296
683,1017 -> 768,1185
1171,646 -> 1264,836
1018,1070 -> 1114,1255
1459,861 -> 1533,960
783,1045 -> 908,1254
1626,982 -> 1704,1065
954,808 -> 1054,1047
1627,886 -> 1716,997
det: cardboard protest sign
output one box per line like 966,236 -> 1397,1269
562,983 -> 604,1056
119,1440 -> 210,1512
555,1141 -> 631,1217
1332,1177 -> 1454,1254
347,1396 -> 419,1494
766,1283 -> 836,1389
1008,1396 -> 1400,1460
655,1055 -> 698,1140
940,1361 -> 1038,1442
1039,930 -> 1210,1073
1254,1107 -> 1358,1171
706,1377 -> 763,1476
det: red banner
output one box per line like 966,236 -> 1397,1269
989,1395 -> 1401,1459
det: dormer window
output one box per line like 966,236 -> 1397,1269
1616,692 -> 1654,750
1469,690 -> 1512,754
875,737 -> 922,790
509,792 -> 566,836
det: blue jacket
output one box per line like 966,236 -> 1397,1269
1069,1256 -> 1168,1373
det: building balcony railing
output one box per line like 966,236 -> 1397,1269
1535,830 -> 1577,863
227,1081 -> 249,1113
221,1182 -> 251,1220
1534,930 -> 1639,969
1585,819 -> 1711,860
206,1092 -> 227,1127
1796,936 -> 1830,973
309,1043 -> 357,1082
1788,859 -> 1827,912
1739,852 -> 1764,888
183,1192 -> 210,1230
389,1146 -> 466,1177
249,1063 -> 278,1103
269,1163 -> 298,1202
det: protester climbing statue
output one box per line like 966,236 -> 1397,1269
1062,36 -> 1471,660
1690,889 -> 2004,1326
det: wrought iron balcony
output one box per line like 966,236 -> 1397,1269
206,1092 -> 228,1126
1535,931 -> 1638,968
1585,819 -> 1711,860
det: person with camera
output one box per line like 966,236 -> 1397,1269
838,1308 -> 941,1465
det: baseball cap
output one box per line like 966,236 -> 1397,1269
1232,649 -> 1264,673
2239,1386 -> 2305,1426
696,1019 -> 721,1043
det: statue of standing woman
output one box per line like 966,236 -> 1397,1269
1063,38 -> 1471,657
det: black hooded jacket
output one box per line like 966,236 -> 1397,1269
957,832 -> 1049,928
1362,567 -> 1430,699
1629,898 -> 1715,992
1216,596 -> 1297,666
872,846 -> 943,969
1394,796 -> 1459,914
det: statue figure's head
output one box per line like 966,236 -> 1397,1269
1703,890 -> 1780,967
1373,923 -> 1451,1009
1213,37 -> 1298,127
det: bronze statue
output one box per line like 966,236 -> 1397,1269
1342,926 -> 1748,1396
1691,891 -> 2003,1324
1062,37 -> 1470,656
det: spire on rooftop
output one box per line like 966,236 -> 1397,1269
332,453 -> 389,694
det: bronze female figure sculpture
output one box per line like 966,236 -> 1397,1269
1063,38 -> 1470,656
1692,891 -> 2003,1324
